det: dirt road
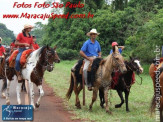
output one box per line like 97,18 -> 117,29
0,79 -> 81,122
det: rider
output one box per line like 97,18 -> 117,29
80,29 -> 101,91
32,36 -> 39,50
0,37 -> 6,58
110,42 -> 125,54
10,39 -> 18,52
15,24 -> 34,81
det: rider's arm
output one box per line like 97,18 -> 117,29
80,50 -> 92,62
98,52 -> 102,58
15,40 -> 30,47
118,46 -> 125,50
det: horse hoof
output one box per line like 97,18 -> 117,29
6,100 -> 10,105
115,104 -> 121,108
100,104 -> 104,109
126,110 -> 130,112
1,93 -> 6,98
35,103 -> 40,108
106,110 -> 112,115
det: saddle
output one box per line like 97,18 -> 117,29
8,49 -> 33,68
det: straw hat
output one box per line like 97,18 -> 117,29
86,29 -> 100,36
24,24 -> 33,30
0,37 -> 2,41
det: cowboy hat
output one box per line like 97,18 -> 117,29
0,37 -> 2,41
86,29 -> 100,36
24,24 -> 33,30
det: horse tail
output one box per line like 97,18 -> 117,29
66,73 -> 74,100
1,79 -> 7,92
150,95 -> 156,113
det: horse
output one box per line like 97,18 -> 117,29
4,45 -> 60,109
149,58 -> 163,122
99,57 -> 143,112
0,47 -> 11,98
66,46 -> 127,113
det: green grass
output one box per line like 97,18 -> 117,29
44,60 -> 155,122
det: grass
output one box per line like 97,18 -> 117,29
44,60 -> 155,122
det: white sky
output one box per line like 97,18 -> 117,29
0,0 -> 60,35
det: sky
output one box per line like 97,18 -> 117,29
0,0 -> 60,35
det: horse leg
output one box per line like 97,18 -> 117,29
115,90 -> 124,108
35,85 -> 44,108
76,83 -> 83,108
1,79 -> 7,98
125,90 -> 130,112
104,87 -> 112,114
16,81 -> 23,105
74,82 -> 81,109
89,87 -> 98,111
99,88 -> 105,108
6,79 -> 11,105
29,81 -> 35,109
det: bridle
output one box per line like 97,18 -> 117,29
112,53 -> 125,68
38,49 -> 54,70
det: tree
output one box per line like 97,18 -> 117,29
0,23 -> 15,45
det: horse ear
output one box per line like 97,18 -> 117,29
113,46 -> 115,53
54,45 -> 57,50
113,46 -> 119,53
47,45 -> 50,49
129,56 -> 133,61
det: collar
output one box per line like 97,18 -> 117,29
23,32 -> 31,37
89,39 -> 96,44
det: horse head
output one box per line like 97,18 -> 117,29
112,45 -> 127,73
129,56 -> 143,74
39,45 -> 60,72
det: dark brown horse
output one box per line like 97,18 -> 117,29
149,59 -> 163,122
4,45 -> 60,109
66,46 -> 127,113
99,57 -> 143,112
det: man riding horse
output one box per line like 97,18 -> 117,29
79,29 -> 101,91
0,37 -> 6,59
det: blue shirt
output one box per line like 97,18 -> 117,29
81,39 -> 101,57
109,48 -> 122,54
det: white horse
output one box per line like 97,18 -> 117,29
5,46 -> 60,109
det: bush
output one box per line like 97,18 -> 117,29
57,48 -> 80,60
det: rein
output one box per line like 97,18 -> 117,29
38,50 -> 54,70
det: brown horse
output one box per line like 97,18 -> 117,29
66,46 -> 127,113
0,47 -> 11,98
4,45 -> 60,109
149,59 -> 163,122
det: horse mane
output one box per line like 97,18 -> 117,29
87,58 -> 103,86
74,59 -> 84,83
28,46 -> 47,64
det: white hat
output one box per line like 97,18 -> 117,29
0,37 -> 2,41
24,24 -> 33,30
86,29 -> 100,36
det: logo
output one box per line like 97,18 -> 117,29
2,105 -> 33,121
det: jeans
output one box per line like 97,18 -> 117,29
15,48 -> 26,72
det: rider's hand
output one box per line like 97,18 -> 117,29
24,43 -> 30,47
88,57 -> 94,62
